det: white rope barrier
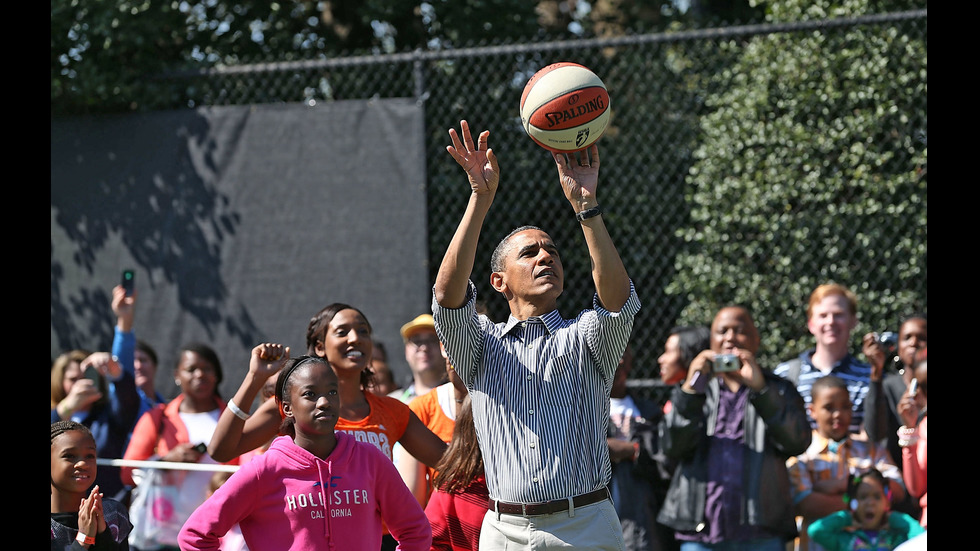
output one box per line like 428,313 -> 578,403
97,458 -> 239,473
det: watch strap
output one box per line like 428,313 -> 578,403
575,205 -> 602,222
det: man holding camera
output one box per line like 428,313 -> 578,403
861,314 -> 927,519
657,305 -> 811,550
773,283 -> 880,437
862,314 -> 927,454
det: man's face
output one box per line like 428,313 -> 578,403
807,294 -> 856,349
898,318 -> 927,368
711,307 -> 760,355
493,229 -> 564,302
404,328 -> 442,378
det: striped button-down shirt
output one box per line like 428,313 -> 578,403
432,280 -> 640,504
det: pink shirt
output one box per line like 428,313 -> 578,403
902,415 -> 927,529
178,433 -> 431,551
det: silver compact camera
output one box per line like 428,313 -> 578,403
713,353 -> 740,373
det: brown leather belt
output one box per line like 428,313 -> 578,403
488,487 -> 610,517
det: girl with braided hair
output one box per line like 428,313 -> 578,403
51,420 -> 133,550
807,468 -> 924,550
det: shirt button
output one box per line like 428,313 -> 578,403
529,442 -> 535,448
532,477 -> 539,483
527,374 -> 532,380
529,409 -> 534,415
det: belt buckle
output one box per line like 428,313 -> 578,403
522,503 -> 528,516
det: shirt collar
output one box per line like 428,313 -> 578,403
801,349 -> 860,370
810,431 -> 851,454
502,309 -> 562,336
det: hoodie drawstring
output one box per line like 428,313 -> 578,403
321,459 -> 334,550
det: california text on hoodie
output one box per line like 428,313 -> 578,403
178,433 -> 432,551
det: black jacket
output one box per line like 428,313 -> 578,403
656,372 -> 811,541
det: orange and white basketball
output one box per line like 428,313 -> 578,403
520,62 -> 610,153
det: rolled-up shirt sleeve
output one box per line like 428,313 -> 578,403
432,280 -> 484,386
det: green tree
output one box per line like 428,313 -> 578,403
53,1 -> 762,116
664,0 -> 927,367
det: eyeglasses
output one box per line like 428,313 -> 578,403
407,335 -> 440,348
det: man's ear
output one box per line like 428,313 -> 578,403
490,271 -> 506,294
806,318 -> 819,337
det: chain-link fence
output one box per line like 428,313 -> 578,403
139,10 -> 927,403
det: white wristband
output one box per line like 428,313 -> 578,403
76,531 -> 95,545
227,399 -> 251,421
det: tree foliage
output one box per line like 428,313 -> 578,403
51,0 -> 926,373
52,0 -> 761,116
665,0 -> 927,365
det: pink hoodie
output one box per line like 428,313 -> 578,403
178,433 -> 431,551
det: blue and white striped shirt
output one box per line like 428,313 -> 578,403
432,280 -> 640,504
773,350 -> 873,434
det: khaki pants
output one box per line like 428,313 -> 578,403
480,499 -> 625,550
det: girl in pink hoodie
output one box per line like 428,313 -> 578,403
179,348 -> 432,551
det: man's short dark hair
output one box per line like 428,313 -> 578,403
491,225 -> 545,272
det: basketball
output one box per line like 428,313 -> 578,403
520,62 -> 610,153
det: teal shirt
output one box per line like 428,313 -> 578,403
807,510 -> 925,550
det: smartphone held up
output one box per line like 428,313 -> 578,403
122,269 -> 135,296
83,364 -> 102,386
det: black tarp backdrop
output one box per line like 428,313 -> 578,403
51,99 -> 430,404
